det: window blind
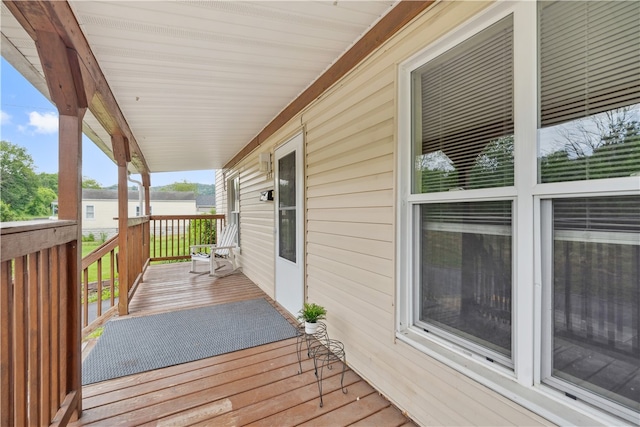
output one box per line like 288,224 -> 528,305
413,15 -> 514,192
553,196 -> 640,234
539,1 -> 640,127
538,1 -> 640,183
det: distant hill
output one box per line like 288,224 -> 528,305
153,183 -> 215,196
103,182 -> 214,197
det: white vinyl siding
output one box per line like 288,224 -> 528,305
220,1 -> 605,425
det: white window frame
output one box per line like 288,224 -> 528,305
85,204 -> 95,220
397,1 -> 639,424
227,173 -> 240,247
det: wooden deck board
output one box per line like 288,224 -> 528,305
72,263 -> 418,426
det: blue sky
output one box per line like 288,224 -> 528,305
1,58 -> 215,188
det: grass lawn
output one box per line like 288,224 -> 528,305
81,240 -> 118,287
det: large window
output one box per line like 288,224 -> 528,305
399,1 -> 639,422
537,1 -> 640,419
408,14 -> 515,364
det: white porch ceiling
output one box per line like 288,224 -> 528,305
1,1 -> 397,173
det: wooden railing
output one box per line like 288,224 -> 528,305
1,220 -> 81,426
149,214 -> 225,262
126,217 -> 150,300
81,235 -> 118,336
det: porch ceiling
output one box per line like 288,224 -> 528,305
1,1 -> 397,174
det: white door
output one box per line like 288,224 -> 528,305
274,132 -> 304,317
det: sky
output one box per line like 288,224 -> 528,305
1,58 -> 215,188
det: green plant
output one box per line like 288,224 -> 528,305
298,302 -> 327,323
83,326 -> 104,341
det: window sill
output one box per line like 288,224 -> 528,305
396,328 -> 632,426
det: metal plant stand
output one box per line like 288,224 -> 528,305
309,338 -> 347,407
295,321 -> 327,374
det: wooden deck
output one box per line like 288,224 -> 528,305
73,263 -> 416,426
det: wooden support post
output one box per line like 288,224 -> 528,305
113,135 -> 130,316
142,173 -> 151,216
35,29 -> 89,422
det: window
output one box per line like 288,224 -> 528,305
412,16 -> 514,193
399,1 -> 639,422
227,174 -> 240,246
85,205 -> 95,220
407,14 -> 515,364
538,1 -> 640,183
418,201 -> 512,360
278,151 -> 296,262
541,196 -> 640,417
537,1 -> 640,420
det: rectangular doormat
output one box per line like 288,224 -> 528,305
82,298 -> 297,385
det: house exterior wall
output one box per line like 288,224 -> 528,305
217,1 -> 636,425
81,199 -> 196,238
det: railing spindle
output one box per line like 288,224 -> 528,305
13,255 -> 27,426
39,249 -> 51,426
27,252 -> 39,425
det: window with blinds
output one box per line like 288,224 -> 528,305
538,1 -> 640,183
411,15 -> 514,194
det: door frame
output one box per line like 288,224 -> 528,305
274,131 -> 305,317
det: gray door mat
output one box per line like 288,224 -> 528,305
82,298 -> 297,385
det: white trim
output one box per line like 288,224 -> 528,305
533,178 -> 640,198
512,0 -> 538,387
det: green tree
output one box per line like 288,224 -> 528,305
0,200 -> 21,222
38,172 -> 58,193
0,140 -> 38,216
26,187 -> 57,217
540,108 -> 640,182
164,180 -> 197,193
82,176 -> 103,189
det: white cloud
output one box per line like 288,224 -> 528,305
0,110 -> 10,125
28,111 -> 58,134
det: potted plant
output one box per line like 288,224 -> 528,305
298,302 -> 327,334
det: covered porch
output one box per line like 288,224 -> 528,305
74,262 -> 416,427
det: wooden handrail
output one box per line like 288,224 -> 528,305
149,214 -> 225,262
81,234 -> 119,334
1,220 -> 77,262
81,235 -> 118,269
1,220 -> 81,426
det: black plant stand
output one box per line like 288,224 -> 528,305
309,338 -> 347,408
295,321 -> 327,374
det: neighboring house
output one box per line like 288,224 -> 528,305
195,195 -> 215,213
53,189 -> 197,238
216,2 -> 639,426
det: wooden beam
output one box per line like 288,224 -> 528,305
224,0 -> 434,169
35,30 -> 78,115
112,134 -> 130,316
57,115 -> 83,221
142,173 -> 151,216
3,0 -> 150,175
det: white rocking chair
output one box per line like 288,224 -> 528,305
190,223 -> 239,276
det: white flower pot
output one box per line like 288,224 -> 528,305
305,321 -> 318,334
